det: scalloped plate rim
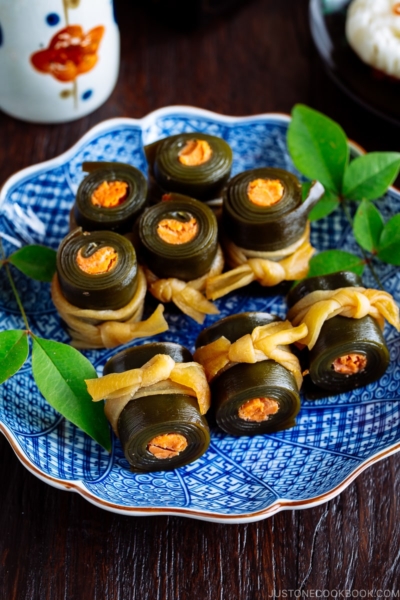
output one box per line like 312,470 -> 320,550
0,104 -> 400,206
2,421 -> 400,524
0,106 -> 294,205
4,105 -> 398,204
1,105 -> 400,523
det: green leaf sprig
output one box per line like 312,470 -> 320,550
288,104 -> 400,281
0,241 -> 111,451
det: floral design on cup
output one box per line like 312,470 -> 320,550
31,25 -> 105,82
30,25 -> 105,107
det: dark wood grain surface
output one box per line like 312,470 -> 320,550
1,1 -> 399,598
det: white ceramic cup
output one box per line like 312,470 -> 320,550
0,0 -> 120,123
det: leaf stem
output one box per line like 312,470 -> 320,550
0,238 -> 31,331
341,198 -> 384,289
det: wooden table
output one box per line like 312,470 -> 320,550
1,1 -> 399,597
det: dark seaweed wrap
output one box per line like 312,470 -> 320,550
56,228 -> 138,311
196,312 -> 301,436
73,161 -> 147,233
287,272 -> 390,393
222,167 -> 322,251
104,342 -> 210,472
145,132 -> 232,201
138,193 -> 218,281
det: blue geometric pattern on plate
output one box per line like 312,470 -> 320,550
1,107 -> 399,522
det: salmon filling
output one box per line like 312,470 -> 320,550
247,178 -> 284,207
394,3 -> 400,15
178,139 -> 213,166
332,353 -> 367,375
157,216 -> 199,244
147,433 -> 188,459
238,397 -> 279,422
76,246 -> 118,274
90,181 -> 129,208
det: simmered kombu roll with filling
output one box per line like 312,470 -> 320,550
86,342 -> 211,472
223,168 -> 310,251
138,193 -> 224,323
206,168 -> 325,300
139,193 -> 218,280
194,312 -> 306,436
287,271 -> 400,393
51,229 -> 167,349
57,228 -> 138,311
145,132 -> 232,202
72,162 -> 147,233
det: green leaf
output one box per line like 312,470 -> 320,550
302,182 -> 340,220
343,152 -> 400,201
307,250 -> 365,278
377,214 -> 400,266
31,336 -> 111,451
353,200 -> 384,253
301,181 -> 312,201
308,188 -> 340,221
9,245 -> 57,282
0,330 -> 29,384
288,104 -> 349,194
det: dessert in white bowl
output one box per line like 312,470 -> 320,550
346,0 -> 400,79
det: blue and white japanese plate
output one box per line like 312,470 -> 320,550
1,107 -> 399,523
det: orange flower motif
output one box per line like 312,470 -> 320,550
31,25 -> 105,82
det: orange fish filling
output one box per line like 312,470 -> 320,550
394,3 -> 400,15
157,216 -> 199,245
178,139 -> 213,166
332,353 -> 367,375
247,178 -> 284,207
90,181 -> 129,208
147,433 -> 188,459
238,397 -> 279,422
76,246 -> 118,275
